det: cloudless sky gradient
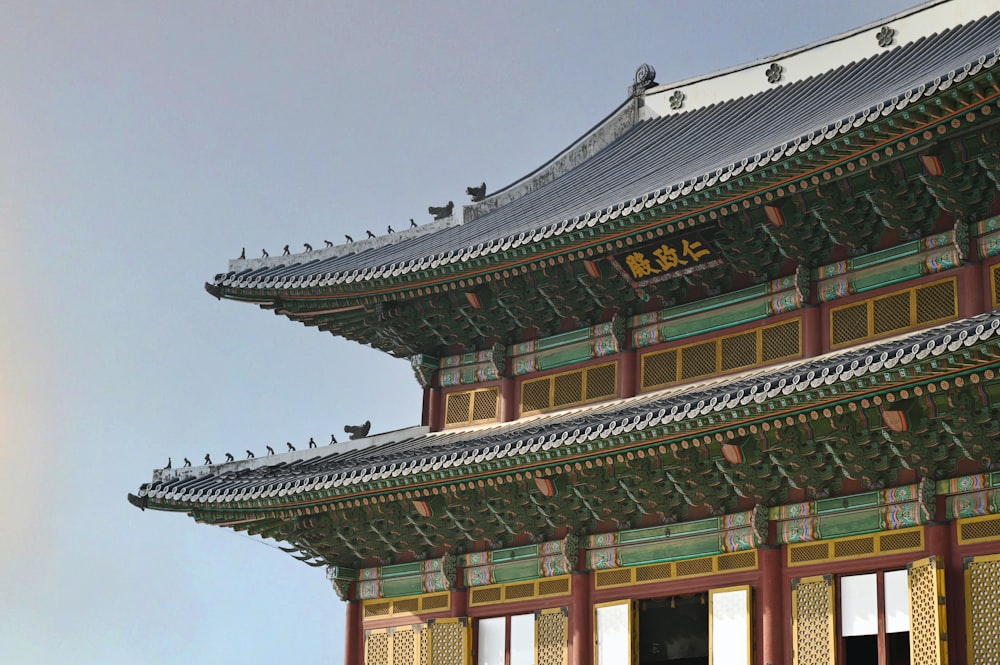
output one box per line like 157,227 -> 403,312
0,1 -> 922,662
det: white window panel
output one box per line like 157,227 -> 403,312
841,573 -> 878,636
510,613 -> 535,665
478,617 -> 506,665
596,602 -> 631,665
710,586 -> 750,665
884,569 -> 910,634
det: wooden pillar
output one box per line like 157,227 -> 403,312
618,350 -> 637,399
449,588 -> 468,618
421,386 -> 431,427
802,305 -> 823,357
500,377 -> 517,422
568,571 -> 592,665
344,600 -> 363,665
959,262 -> 985,318
758,546 -> 784,665
427,387 -> 442,432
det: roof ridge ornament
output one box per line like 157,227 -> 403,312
631,63 -> 657,97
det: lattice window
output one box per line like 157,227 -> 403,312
791,575 -> 835,665
538,577 -> 570,596
830,278 -> 957,348
421,593 -> 450,612
966,554 -> 1000,664
908,557 -> 947,665
992,263 -> 1000,309
470,586 -> 502,605
393,598 -> 419,614
428,618 -> 469,665
444,387 -> 498,428
642,348 -> 677,387
635,562 -> 672,583
721,331 -> 757,372
676,556 -> 714,577
680,341 -> 716,380
762,318 -> 801,362
521,380 -> 550,413
535,608 -> 568,665
366,630 -> 391,665
959,514 -> 1000,543
717,550 -> 757,571
641,318 -> 801,390
831,303 -> 868,346
586,363 -> 617,401
552,372 -> 583,408
504,582 -> 536,601
519,363 -> 617,415
833,536 -> 874,559
915,279 -> 957,324
595,568 -> 632,588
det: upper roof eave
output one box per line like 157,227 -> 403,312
209,1 -> 1000,302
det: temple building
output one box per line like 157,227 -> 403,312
130,1 -> 1000,663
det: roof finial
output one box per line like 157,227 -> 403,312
631,63 -> 657,97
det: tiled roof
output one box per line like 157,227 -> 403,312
134,311 -> 1000,508
212,10 -> 1000,292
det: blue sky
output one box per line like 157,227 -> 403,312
0,1 -> 920,662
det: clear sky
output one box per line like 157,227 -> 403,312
0,1 -> 922,663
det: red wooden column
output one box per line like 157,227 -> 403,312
344,600 -> 363,665
757,545 -> 784,665
449,588 -> 469,618
568,571 -> 592,665
427,387 -> 443,432
618,350 -> 637,399
500,377 -> 517,422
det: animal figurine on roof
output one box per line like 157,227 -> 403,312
282,244 -> 290,255
344,235 -> 353,243
287,442 -> 296,452
239,248 -> 246,259
261,248 -> 269,258
428,201 -> 454,220
466,182 -> 486,202
344,420 -> 372,440
204,454 -> 212,465
246,450 -> 255,459
324,239 -> 334,247
308,437 -> 316,448
304,243 -> 313,251
165,457 -> 172,470
387,225 -> 394,234
225,452 -> 234,462
410,218 -> 417,228
366,230 -> 376,239
183,457 -> 192,467
329,434 -> 337,444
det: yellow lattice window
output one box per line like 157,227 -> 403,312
443,387 -> 498,428
908,556 -> 947,665
427,618 -> 470,665
467,575 -> 572,607
991,263 -> 1000,309
592,551 -> 758,589
535,608 -> 568,665
829,278 -> 957,348
787,528 -> 924,567
641,318 -> 801,390
958,514 -> 1000,544
791,575 -> 835,665
966,553 -> 1000,664
365,625 -> 428,665
519,363 -> 617,416
363,592 -> 451,621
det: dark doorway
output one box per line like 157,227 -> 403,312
638,595 -> 708,665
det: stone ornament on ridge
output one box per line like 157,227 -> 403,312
766,62 -> 783,83
669,90 -> 685,110
877,25 -> 895,47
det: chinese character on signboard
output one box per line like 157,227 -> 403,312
613,233 -> 716,285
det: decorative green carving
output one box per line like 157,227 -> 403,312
411,354 -> 440,387
813,180 -> 882,256
866,163 -> 938,239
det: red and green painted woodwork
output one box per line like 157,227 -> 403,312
942,472 -> 1000,519
462,535 -> 577,587
327,555 -> 457,601
770,479 -> 935,544
630,273 -> 807,348
815,229 -> 966,302
583,507 -> 765,570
